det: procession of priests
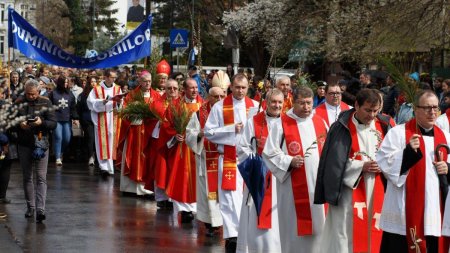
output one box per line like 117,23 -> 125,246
110,60 -> 450,253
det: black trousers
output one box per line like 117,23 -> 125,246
380,231 -> 438,253
0,159 -> 12,198
80,120 -> 95,160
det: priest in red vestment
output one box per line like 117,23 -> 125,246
163,78 -> 203,223
314,82 -> 351,127
117,73 -> 162,196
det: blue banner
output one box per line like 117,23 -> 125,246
8,7 -> 152,69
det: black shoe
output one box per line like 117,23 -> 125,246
100,170 -> 109,179
25,208 -> 35,218
180,211 -> 194,223
225,237 -> 237,253
36,210 -> 46,223
0,198 -> 11,204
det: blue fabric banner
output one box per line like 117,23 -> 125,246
8,7 -> 152,69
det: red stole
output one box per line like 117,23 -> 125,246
315,102 -> 350,126
281,114 -> 327,236
222,94 -> 254,190
93,85 -> 121,160
404,119 -> 448,253
199,102 -> 220,201
446,108 -> 450,127
253,112 -> 272,229
348,114 -> 384,253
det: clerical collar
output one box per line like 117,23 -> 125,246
353,114 -> 364,125
418,125 -> 434,136
185,96 -> 196,103
265,111 -> 280,118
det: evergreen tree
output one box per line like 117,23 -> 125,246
64,0 -> 120,56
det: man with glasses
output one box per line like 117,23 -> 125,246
164,78 -> 203,223
376,90 -> 450,252
186,87 -> 225,236
315,89 -> 393,253
87,69 -> 123,177
314,83 -> 351,127
150,78 -> 180,210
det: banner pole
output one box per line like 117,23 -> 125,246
7,47 -> 11,99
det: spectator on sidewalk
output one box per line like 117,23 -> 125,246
15,79 -> 56,222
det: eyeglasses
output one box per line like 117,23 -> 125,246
416,105 -> 440,112
166,87 -> 178,91
176,78 -> 184,81
327,92 -> 342,96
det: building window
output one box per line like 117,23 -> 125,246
0,36 -> 4,55
0,4 -> 4,22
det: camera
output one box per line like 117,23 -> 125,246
27,117 -> 38,123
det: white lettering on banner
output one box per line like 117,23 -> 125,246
135,34 -> 145,45
24,32 -> 38,46
373,213 -> 381,230
120,41 -> 128,52
11,19 -> 152,66
11,22 -> 17,33
42,40 -> 53,54
126,39 -> 135,50
354,202 -> 366,220
97,53 -> 108,61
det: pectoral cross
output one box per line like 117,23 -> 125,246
354,202 -> 367,220
225,171 -> 234,180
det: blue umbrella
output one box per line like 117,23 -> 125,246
238,138 -> 270,217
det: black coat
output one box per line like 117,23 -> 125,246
313,108 -> 393,205
14,95 -> 57,148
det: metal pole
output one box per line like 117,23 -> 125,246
92,0 -> 96,50
7,47 -> 10,99
177,47 -> 179,72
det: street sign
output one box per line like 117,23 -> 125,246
170,29 -> 188,48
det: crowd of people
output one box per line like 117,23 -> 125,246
2,60 -> 450,253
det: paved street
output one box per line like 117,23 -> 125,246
0,161 -> 224,253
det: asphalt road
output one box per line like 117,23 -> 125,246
0,161 -> 224,253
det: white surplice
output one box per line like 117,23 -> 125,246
119,140 -> 153,195
436,113 -> 450,133
186,113 -> 223,227
262,109 -> 326,253
236,113 -> 281,253
319,115 -> 380,253
376,124 -> 450,237
204,96 -> 258,239
87,81 -> 121,174
313,102 -> 352,127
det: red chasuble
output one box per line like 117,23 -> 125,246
165,97 -> 203,203
347,114 -> 385,253
315,102 -> 350,126
281,114 -> 327,236
116,88 -> 161,183
404,119 -> 448,253
222,94 -> 254,191
93,85 -> 121,160
252,112 -> 272,229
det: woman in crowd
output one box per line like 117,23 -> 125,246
49,77 -> 78,166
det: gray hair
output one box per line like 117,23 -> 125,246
24,78 -> 40,90
139,73 -> 152,82
293,86 -> 314,101
414,89 -> 438,106
266,88 -> 284,103
276,76 -> 290,86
